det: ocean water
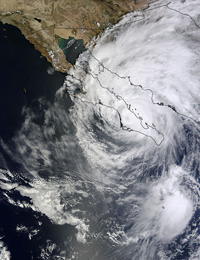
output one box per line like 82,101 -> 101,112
58,37 -> 86,65
0,0 -> 200,259
0,22 -> 74,259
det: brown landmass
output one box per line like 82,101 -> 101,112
0,0 -> 155,72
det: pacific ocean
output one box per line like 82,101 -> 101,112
1,0 -> 200,259
0,21 -> 76,259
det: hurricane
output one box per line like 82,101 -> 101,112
0,0 -> 200,259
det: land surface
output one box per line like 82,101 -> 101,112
0,0 -> 154,72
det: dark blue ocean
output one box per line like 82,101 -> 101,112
1,1 -> 200,259
0,22 -> 75,259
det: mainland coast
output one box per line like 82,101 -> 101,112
0,0 -> 154,72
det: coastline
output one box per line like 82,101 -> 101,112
0,0 -> 155,73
